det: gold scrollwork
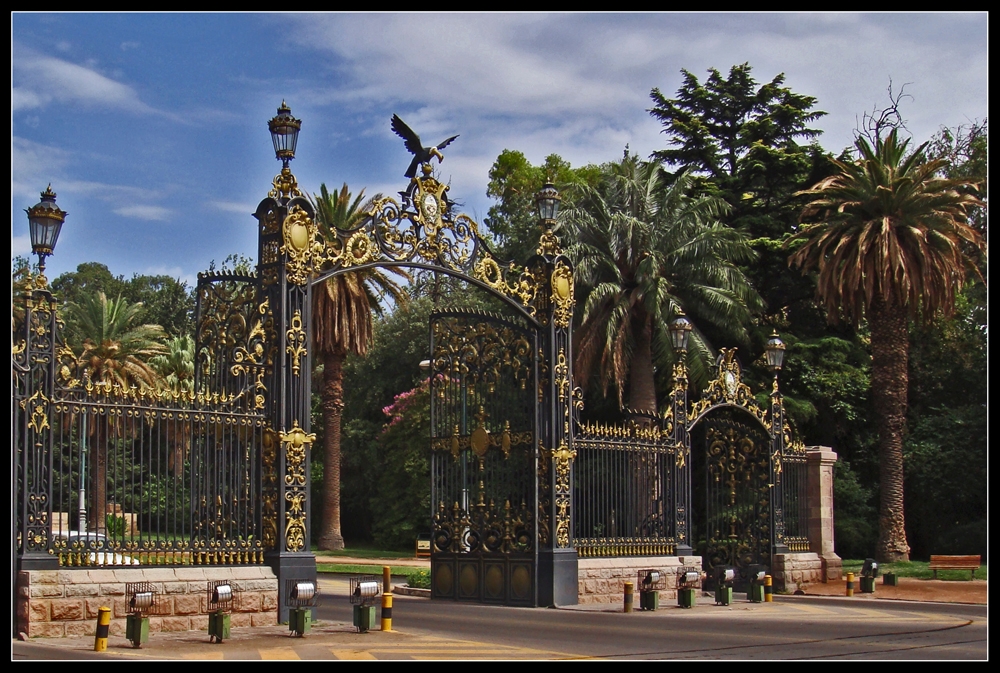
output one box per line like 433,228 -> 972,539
269,167 -> 302,199
23,390 -> 51,434
537,228 -> 562,258
281,205 -> 322,285
688,349 -> 767,428
281,420 -> 315,487
284,491 -> 307,552
285,310 -> 307,376
552,442 -> 576,548
551,260 -> 574,329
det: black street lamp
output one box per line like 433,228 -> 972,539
669,312 -> 693,354
765,331 -> 786,373
25,184 -> 67,280
535,182 -> 561,225
268,101 -> 301,169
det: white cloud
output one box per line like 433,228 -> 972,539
12,43 -> 172,119
11,234 -> 32,258
112,205 -> 173,221
210,201 -> 257,215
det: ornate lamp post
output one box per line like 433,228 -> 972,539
17,187 -> 66,570
25,184 -> 67,285
535,182 -> 562,258
255,101 -> 317,621
267,101 -> 302,200
667,312 -> 693,555
765,330 -> 790,556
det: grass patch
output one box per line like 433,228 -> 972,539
317,563 -> 416,575
840,559 -> 986,581
310,543 -> 415,559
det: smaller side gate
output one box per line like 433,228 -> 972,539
428,310 -> 539,606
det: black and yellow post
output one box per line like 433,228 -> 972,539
381,594 -> 393,632
94,606 -> 111,652
763,575 -> 773,603
381,565 -> 392,631
845,572 -> 854,597
623,581 -> 634,613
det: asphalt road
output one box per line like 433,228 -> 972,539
13,575 -> 987,660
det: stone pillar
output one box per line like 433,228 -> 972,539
806,446 -> 842,581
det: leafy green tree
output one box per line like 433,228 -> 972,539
310,183 -> 409,550
51,263 -> 194,339
485,150 -> 601,263
567,156 -> 761,413
62,291 -> 168,530
648,63 -> 831,332
788,129 -> 985,562
369,379 -> 432,549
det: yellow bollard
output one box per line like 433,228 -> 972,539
383,565 -> 392,594
764,574 -> 773,602
846,572 -> 854,597
624,581 -> 634,613
381,593 -> 393,632
94,606 -> 111,652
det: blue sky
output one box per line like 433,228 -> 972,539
12,13 -> 988,287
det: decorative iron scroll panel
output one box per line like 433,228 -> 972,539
429,311 -> 538,606
695,407 -> 771,591
13,274 -> 269,568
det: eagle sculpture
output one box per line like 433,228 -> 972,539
391,114 -> 459,179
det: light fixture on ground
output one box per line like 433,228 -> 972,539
677,567 -> 701,608
25,184 -> 67,285
860,558 -> 879,593
286,579 -> 318,636
125,582 -> 160,648
207,580 -> 238,643
638,569 -> 665,611
350,575 -> 381,633
747,564 -> 768,603
714,566 -> 735,606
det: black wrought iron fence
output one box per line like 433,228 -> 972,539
573,415 -> 678,558
17,384 -> 268,567
782,444 -> 810,552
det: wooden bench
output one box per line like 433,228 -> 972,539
929,554 -> 981,580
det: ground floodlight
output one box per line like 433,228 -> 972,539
286,578 -> 318,637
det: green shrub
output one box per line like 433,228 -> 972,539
407,569 -> 430,589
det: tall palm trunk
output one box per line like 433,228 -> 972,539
628,314 -> 660,533
869,295 -> 911,562
88,418 -> 108,533
627,313 -> 658,418
318,349 -> 346,550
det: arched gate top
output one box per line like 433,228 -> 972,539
259,164 -> 574,330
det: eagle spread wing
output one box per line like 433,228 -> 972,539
391,114 -> 459,178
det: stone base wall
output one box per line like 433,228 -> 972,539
772,552 -> 842,592
577,556 -> 702,605
16,566 -> 278,638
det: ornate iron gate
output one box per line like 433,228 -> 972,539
684,349 -> 807,589
428,310 -> 538,605
695,408 -> 772,590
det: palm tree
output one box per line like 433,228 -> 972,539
310,183 -> 409,550
150,335 -> 196,472
63,291 -> 168,530
788,129 -> 984,562
567,157 -> 761,416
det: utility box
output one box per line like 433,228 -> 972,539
353,605 -> 376,631
416,534 -> 431,559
